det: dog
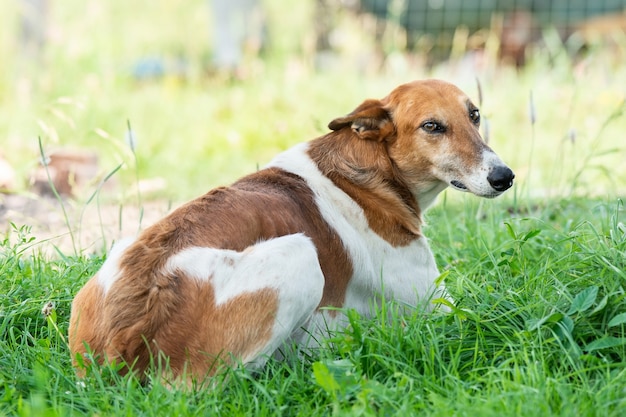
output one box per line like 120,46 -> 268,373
68,79 -> 514,384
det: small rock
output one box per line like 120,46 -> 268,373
31,149 -> 99,197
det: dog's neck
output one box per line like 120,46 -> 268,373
307,131 -> 424,247
415,181 -> 449,212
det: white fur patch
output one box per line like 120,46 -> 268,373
434,133 -> 511,198
268,144 -> 446,336
97,237 -> 136,294
458,149 -> 509,198
164,233 -> 325,362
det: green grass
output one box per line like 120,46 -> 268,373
1,197 -> 625,416
2,0 -> 626,415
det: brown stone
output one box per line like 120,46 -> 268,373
31,149 -> 99,197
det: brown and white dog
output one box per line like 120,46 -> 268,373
69,79 -> 514,384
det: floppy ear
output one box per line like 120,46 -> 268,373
328,99 -> 395,142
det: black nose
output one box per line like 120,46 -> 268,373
487,166 -> 515,192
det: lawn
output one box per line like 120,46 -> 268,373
1,0 -> 626,415
1,197 -> 625,416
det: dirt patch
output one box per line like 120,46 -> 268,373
0,193 -> 174,257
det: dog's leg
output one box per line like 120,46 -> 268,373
164,233 -> 325,377
234,233 -> 326,370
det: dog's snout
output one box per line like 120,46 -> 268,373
487,166 -> 515,192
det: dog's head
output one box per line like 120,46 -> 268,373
328,79 -> 514,201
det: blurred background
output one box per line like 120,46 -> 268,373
0,0 -> 625,250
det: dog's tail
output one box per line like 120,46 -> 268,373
101,221 -> 183,377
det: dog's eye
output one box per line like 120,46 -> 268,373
422,121 -> 445,133
470,109 -> 480,125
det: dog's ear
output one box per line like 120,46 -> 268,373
328,99 -> 395,142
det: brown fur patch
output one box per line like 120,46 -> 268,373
149,277 -> 280,379
68,275 -> 109,374
308,133 -> 422,246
